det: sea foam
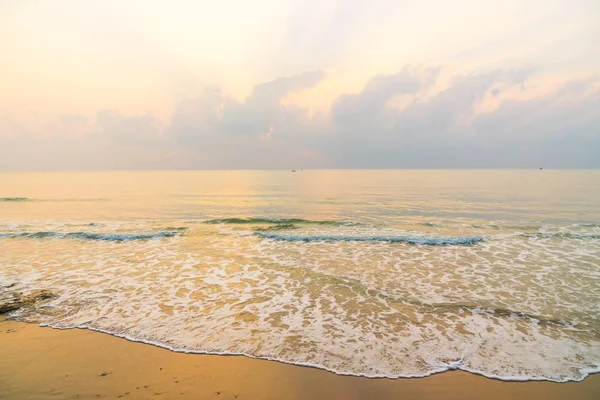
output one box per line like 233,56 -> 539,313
1,219 -> 599,383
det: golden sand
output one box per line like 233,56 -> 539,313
1,318 -> 599,400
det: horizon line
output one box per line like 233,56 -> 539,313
1,167 -> 599,173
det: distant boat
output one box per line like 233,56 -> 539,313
292,170 -> 296,172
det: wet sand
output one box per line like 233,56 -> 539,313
1,318 -> 599,400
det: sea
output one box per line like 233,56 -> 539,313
1,170 -> 599,382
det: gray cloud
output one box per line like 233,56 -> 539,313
466,76 -> 600,168
1,68 -> 599,170
172,70 -> 326,144
220,70 -> 325,136
391,70 -> 506,137
330,71 -> 599,168
332,67 -> 437,130
165,68 -> 599,169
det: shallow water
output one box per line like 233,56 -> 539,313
1,170 -> 599,382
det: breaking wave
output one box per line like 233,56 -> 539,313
0,231 -> 179,241
256,232 -> 484,245
204,217 -> 358,226
516,232 -> 600,240
0,197 -> 108,203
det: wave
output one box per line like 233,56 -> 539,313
0,197 -> 108,203
256,232 -> 484,245
205,217 -> 358,226
419,222 -> 443,228
0,231 -> 178,241
517,232 -> 600,240
255,223 -> 298,231
470,224 -> 542,231
574,223 -> 600,228
164,226 -> 188,231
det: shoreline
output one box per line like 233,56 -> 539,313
2,318 -> 600,399
37,322 -> 600,383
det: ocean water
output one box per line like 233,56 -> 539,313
1,170 -> 599,382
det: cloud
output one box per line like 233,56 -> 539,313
59,114 -> 88,125
168,67 -> 599,169
164,70 -> 333,169
331,67 -> 437,129
335,70 -> 599,168
219,70 -> 325,137
96,110 -> 163,146
1,67 -> 598,170
0,110 -> 170,170
465,76 -> 600,167
171,70 -> 326,144
390,70 -> 507,137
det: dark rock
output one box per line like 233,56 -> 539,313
0,302 -> 20,314
0,289 -> 56,314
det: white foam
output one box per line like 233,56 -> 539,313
1,220 -> 599,382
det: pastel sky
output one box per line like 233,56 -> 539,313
1,0 -> 599,170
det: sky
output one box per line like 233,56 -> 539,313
0,0 -> 599,170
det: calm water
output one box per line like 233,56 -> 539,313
1,170 -> 599,382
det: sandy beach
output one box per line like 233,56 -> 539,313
1,318 -> 598,400
3,0 -> 600,397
